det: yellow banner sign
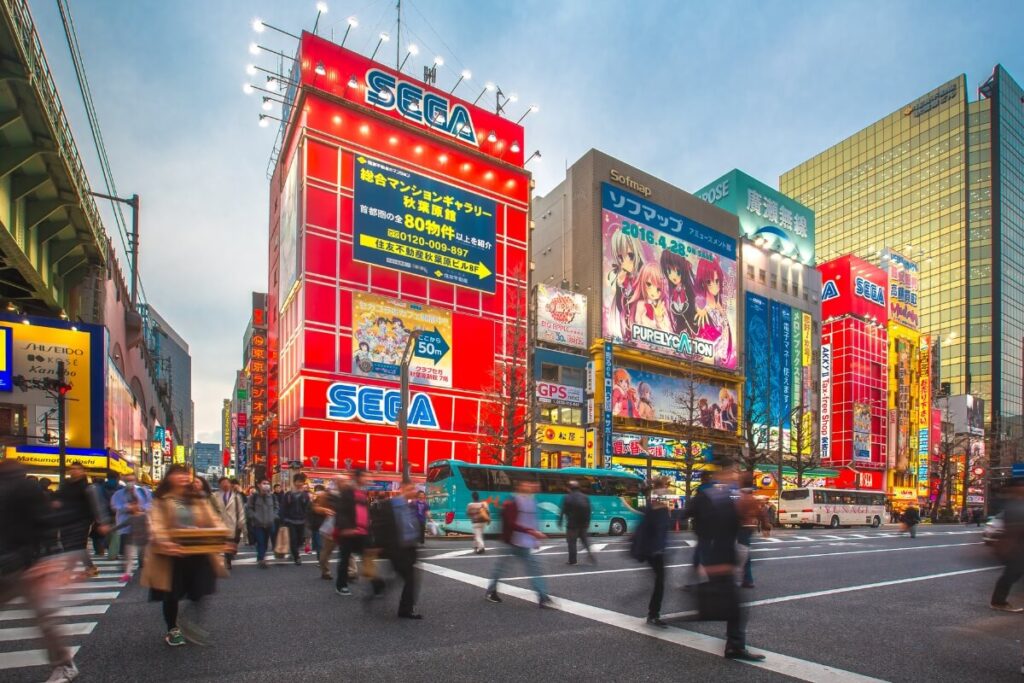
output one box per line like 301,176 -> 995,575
9,450 -> 132,476
537,425 -> 585,447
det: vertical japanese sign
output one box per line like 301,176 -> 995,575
248,302 -> 268,466
0,325 -> 11,391
820,343 -> 832,459
222,399 -> 231,452
603,341 -> 613,465
353,155 -> 497,293
883,250 -> 919,330
352,292 -> 453,387
780,305 -> 792,431
917,335 -> 931,492
744,292 -> 770,437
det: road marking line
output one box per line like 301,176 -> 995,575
59,581 -> 126,590
662,566 -> 999,619
591,543 -> 609,552
848,534 -> 870,539
420,562 -> 884,683
760,537 -> 782,543
54,591 -> 120,602
0,622 -> 96,642
0,605 -> 110,622
501,541 -> 982,581
429,549 -> 478,559
0,646 -> 80,670
792,536 -> 814,541
533,545 -> 556,554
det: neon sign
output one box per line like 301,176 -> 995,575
326,382 -> 439,429
365,69 -> 478,145
854,277 -> 885,306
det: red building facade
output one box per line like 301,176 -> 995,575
266,33 -> 530,483
819,255 -> 889,490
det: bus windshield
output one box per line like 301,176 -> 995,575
781,489 -> 810,501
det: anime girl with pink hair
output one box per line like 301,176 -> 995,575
627,263 -> 673,334
694,256 -> 735,367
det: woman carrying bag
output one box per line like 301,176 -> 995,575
141,465 -> 231,647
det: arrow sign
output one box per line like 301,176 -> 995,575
414,327 -> 450,365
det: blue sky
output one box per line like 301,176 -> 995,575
29,0 -> 1024,443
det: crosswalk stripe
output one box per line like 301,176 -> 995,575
429,549 -> 477,559
55,591 -> 120,602
591,543 -> 609,552
0,646 -> 80,670
0,622 -> 96,642
59,581 -> 126,590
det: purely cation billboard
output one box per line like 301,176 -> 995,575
600,184 -> 738,370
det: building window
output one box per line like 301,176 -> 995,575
540,363 -> 559,381
770,274 -> 778,289
782,279 -> 789,294
561,366 -> 584,386
759,269 -> 766,283
746,264 -> 755,279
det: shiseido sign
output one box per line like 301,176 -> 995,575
537,381 -> 584,406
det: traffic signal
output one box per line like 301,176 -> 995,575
58,382 -> 72,396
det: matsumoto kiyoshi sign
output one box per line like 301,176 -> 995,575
353,155 -> 497,293
601,183 -> 738,370
326,382 -> 439,429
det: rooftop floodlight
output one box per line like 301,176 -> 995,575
258,115 -> 270,127
525,150 -> 542,164
510,141 -> 521,153
516,103 -> 539,124
262,97 -> 273,111
341,15 -> 358,46
317,1 -> 329,12
399,44 -> 418,72
450,68 -> 471,94
486,130 -> 497,143
243,83 -> 255,94
245,63 -> 257,76
370,32 -> 390,61
314,61 -> 327,76
347,74 -> 359,88
252,18 -> 265,33
433,56 -> 444,67
249,42 -> 260,55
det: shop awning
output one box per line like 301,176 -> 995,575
753,465 -> 839,478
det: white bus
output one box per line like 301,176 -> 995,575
777,488 -> 886,529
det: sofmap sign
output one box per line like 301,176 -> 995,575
353,155 -> 497,293
696,169 -> 815,266
326,382 -> 439,429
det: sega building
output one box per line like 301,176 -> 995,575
265,33 -> 530,484
818,255 -> 889,491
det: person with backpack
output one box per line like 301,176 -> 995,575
211,477 -> 246,569
466,491 -> 490,554
560,480 -> 594,565
54,463 -> 110,578
485,478 -> 551,607
110,472 -> 153,582
630,478 -> 671,626
245,479 -> 278,569
279,474 -> 310,565
334,469 -> 384,596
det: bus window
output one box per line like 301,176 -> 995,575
460,468 -> 489,491
426,465 -> 451,483
781,490 -> 810,501
813,490 -> 825,504
538,472 -> 569,494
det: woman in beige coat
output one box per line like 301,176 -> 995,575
141,465 -> 230,647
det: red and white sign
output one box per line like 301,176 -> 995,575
537,381 -> 584,405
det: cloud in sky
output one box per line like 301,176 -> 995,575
28,0 -> 1024,443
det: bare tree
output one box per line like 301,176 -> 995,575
786,402 -> 820,488
671,365 -> 707,501
739,349 -> 771,473
929,403 -> 970,522
479,273 -> 533,466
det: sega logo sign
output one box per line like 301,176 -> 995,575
365,69 -> 478,145
854,276 -> 885,306
537,381 -> 584,405
326,382 -> 439,429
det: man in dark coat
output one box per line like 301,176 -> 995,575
560,480 -> 594,565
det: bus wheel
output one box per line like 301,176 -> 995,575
609,518 -> 627,536
829,516 -> 840,529
871,516 -> 881,528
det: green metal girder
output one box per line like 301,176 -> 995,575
0,145 -> 39,179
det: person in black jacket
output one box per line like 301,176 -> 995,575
54,463 -> 110,578
902,504 -> 921,539
370,481 -> 423,619
641,479 -> 671,627
279,474 -> 310,565
334,470 -> 383,596
687,458 -> 765,662
560,481 -> 594,566
0,460 -> 79,681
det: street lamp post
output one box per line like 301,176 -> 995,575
399,329 -> 422,484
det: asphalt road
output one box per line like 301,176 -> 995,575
2,524 -> 1018,682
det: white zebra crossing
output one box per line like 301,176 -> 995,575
0,558 -> 133,676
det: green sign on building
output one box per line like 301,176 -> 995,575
695,169 -> 815,266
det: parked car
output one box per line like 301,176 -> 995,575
983,513 -> 1004,546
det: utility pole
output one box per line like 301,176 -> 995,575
90,191 -> 140,307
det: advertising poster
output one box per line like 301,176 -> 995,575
853,403 -> 871,461
883,250 -> 920,330
353,155 -> 497,293
769,301 -> 791,432
610,366 -> 738,433
744,293 -> 770,432
278,149 -> 301,307
536,284 -> 587,349
600,183 -> 737,370
894,337 -> 912,469
611,433 -> 712,462
0,325 -> 11,391
791,311 -> 803,412
352,292 -> 453,388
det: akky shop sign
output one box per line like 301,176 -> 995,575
537,381 -> 584,406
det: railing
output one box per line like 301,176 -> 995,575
0,0 -> 107,257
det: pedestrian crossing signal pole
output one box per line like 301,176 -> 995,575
56,360 -> 69,482
399,329 -> 422,484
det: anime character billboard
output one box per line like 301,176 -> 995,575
601,184 -> 737,370
609,365 -> 738,433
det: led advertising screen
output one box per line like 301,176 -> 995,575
353,154 -> 497,293
351,291 -> 453,388
853,402 -> 871,461
536,284 -> 587,349
601,183 -> 737,370
882,249 -> 919,330
610,366 -> 738,433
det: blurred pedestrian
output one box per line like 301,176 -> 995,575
973,508 -> 984,527
485,479 -> 551,607
372,481 -> 423,618
0,460 -> 80,681
633,478 -> 671,626
54,463 -> 109,578
211,477 -> 246,570
334,469 -> 383,596
101,472 -> 120,560
245,479 -> 278,568
279,474 -> 310,565
244,485 -> 256,546
683,470 -> 715,588
272,483 -> 285,558
466,491 -> 489,554
110,472 -> 152,582
991,479 -> 1024,612
560,480 -> 594,565
311,482 -> 337,579
688,458 -> 765,662
308,484 -> 327,561
902,504 -> 921,539
412,491 -> 431,544
142,464 -> 230,647
736,474 -> 771,588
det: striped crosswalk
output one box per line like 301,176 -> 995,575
0,556 -> 132,676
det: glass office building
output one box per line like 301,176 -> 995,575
781,65 -> 1024,469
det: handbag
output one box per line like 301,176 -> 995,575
274,525 -> 290,556
361,548 -> 379,579
696,574 -> 740,621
